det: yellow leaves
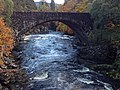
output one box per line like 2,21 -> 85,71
58,0 -> 78,12
57,22 -> 74,35
0,17 -> 14,67
0,59 -> 5,66
38,4 -> 50,12
74,0 -> 88,12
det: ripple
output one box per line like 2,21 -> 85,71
77,78 -> 94,84
73,67 -> 90,73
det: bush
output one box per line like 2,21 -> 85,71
4,0 -> 14,24
90,0 -> 120,43
0,17 -> 14,66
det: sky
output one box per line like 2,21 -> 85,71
34,0 -> 65,4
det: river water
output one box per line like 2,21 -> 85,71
18,31 -> 115,90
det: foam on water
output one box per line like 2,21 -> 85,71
77,78 -> 94,84
73,67 -> 90,73
20,31 -> 115,90
33,72 -> 48,81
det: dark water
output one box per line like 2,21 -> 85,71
18,31 -> 115,90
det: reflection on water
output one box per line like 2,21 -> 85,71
19,31 -> 114,90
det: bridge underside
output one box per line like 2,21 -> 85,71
11,12 -> 93,44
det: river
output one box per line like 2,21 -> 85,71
17,31 -> 116,90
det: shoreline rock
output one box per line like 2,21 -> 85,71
77,44 -> 117,64
76,43 -> 120,89
0,53 -> 28,90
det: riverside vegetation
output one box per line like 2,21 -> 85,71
0,0 -> 29,89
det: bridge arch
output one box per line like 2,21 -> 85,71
11,12 -> 93,44
25,20 -> 75,34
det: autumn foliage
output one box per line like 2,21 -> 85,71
58,0 -> 78,12
57,0 -> 79,34
57,23 -> 74,35
0,17 -> 14,66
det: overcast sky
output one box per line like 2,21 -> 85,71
34,0 -> 65,4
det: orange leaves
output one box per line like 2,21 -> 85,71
0,17 -> 14,66
58,0 -> 78,12
0,17 -> 5,26
0,58 -> 5,66
74,0 -> 88,12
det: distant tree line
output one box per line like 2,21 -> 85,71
12,0 -> 36,12
90,0 -> 120,43
58,0 -> 120,43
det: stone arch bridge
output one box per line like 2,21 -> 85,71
11,12 -> 93,43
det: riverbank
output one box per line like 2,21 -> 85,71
88,59 -> 120,89
0,56 -> 28,90
0,17 -> 29,90
90,48 -> 120,89
77,43 -> 120,89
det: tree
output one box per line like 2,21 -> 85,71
58,0 -> 78,12
38,4 -> 50,11
0,0 -> 14,24
0,0 -> 4,15
12,0 -> 37,11
74,0 -> 94,12
91,0 -> 120,30
57,23 -> 74,35
90,0 -> 120,42
38,0 -> 50,11
3,0 -> 14,24
57,0 -> 83,34
0,18 -> 14,66
50,0 -> 55,11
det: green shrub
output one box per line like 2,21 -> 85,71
3,0 -> 14,24
90,0 -> 120,43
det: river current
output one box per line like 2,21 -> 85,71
18,31 -> 115,90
